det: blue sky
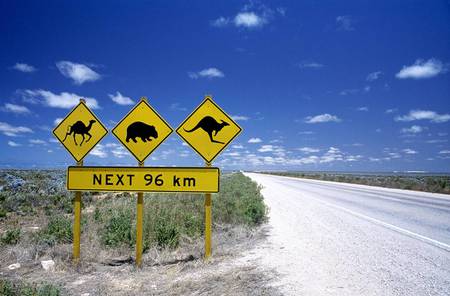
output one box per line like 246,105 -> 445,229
1,0 -> 449,172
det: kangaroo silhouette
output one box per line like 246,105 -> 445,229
184,116 -> 229,144
62,120 -> 96,146
126,121 -> 158,143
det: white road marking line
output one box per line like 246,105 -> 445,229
310,196 -> 450,252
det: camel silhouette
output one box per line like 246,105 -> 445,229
62,120 -> 96,146
184,116 -> 229,144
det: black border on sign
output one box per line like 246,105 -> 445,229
67,166 -> 220,193
175,96 -> 242,164
52,101 -> 108,162
111,98 -> 174,163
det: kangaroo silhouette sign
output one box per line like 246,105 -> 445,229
53,100 -> 108,162
112,98 -> 173,162
177,96 -> 242,163
184,116 -> 230,144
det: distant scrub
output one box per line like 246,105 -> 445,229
263,171 -> 450,194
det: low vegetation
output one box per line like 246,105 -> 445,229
263,171 -> 450,194
0,279 -> 61,296
0,170 -> 268,294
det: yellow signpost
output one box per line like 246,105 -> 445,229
177,95 -> 242,259
112,98 -> 173,163
112,97 -> 173,267
53,99 -> 108,265
176,96 -> 242,164
53,101 -> 108,162
67,166 -> 220,192
53,95 -> 240,266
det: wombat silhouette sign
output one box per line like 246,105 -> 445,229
53,101 -> 108,162
177,96 -> 242,163
112,98 -> 173,163
126,121 -> 158,143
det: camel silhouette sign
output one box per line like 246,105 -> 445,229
53,100 -> 108,162
112,98 -> 173,163
176,96 -> 242,163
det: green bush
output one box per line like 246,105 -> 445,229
101,208 -> 133,247
0,280 -> 61,296
0,207 -> 7,218
1,228 -> 21,245
154,210 -> 179,248
216,173 -> 268,226
39,215 -> 72,246
94,172 -> 267,251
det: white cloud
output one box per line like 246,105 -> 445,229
258,145 -> 274,152
188,67 -> 224,79
234,12 -> 266,28
320,147 -> 343,163
395,110 -> 450,123
305,114 -> 341,123
232,144 -> 244,149
357,106 -> 369,112
299,61 -> 324,69
396,59 -> 447,79
108,91 -> 134,105
21,89 -> 99,109
169,103 -> 187,112
111,146 -> 129,158
1,103 -> 30,114
366,71 -> 382,81
0,122 -> 33,137
211,17 -> 230,27
403,148 -> 418,154
91,144 -> 107,158
385,108 -> 397,114
29,139 -> 46,145
401,125 -> 424,134
12,63 -> 36,73
298,147 -> 320,154
439,150 -> 450,154
7,141 -> 21,147
231,115 -> 249,121
54,118 -> 63,126
336,15 -> 355,31
248,137 -> 262,143
426,139 -> 447,144
56,61 -> 101,84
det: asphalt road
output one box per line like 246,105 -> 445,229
243,173 -> 450,296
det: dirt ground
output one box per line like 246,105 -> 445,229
1,225 -> 281,296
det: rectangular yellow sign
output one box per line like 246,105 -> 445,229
67,166 -> 220,193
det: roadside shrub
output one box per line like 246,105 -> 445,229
0,279 -> 61,296
154,210 -> 179,248
39,215 -> 72,246
1,228 -> 21,245
0,207 -> 7,218
216,173 -> 268,226
101,208 -> 133,247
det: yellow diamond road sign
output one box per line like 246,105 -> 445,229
112,98 -> 173,163
176,96 -> 242,163
53,100 -> 108,162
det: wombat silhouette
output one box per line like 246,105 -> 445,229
126,121 -> 158,143
62,120 -> 96,146
184,116 -> 229,144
